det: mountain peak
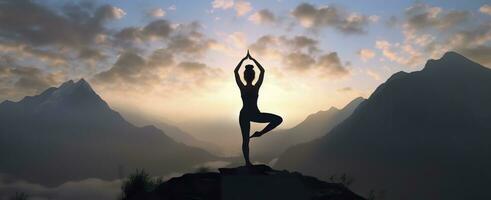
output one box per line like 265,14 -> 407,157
76,78 -> 89,85
327,107 -> 340,112
56,78 -> 95,95
60,78 -> 90,88
423,51 -> 486,73
8,78 -> 104,113
2,77 -> 126,126
441,51 -> 466,60
59,80 -> 74,88
435,51 -> 474,66
75,78 -> 93,92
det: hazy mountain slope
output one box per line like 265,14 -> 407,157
122,112 -> 223,156
251,97 -> 364,159
275,52 -> 491,200
0,79 -> 216,186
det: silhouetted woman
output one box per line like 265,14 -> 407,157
234,50 -> 283,166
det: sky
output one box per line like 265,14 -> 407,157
1,0 -> 491,129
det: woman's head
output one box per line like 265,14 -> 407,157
244,64 -> 255,84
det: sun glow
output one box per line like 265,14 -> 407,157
97,60 -> 363,130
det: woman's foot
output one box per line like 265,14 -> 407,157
249,131 -> 263,138
246,161 -> 253,166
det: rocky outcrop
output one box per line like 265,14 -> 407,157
151,165 -> 365,200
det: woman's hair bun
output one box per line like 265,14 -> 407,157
245,65 -> 254,70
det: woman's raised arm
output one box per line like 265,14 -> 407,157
234,57 -> 247,89
251,57 -> 264,88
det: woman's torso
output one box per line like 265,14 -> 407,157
240,86 -> 259,114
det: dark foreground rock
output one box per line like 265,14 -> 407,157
150,165 -> 365,200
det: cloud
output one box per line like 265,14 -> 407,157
249,9 -> 276,24
337,87 -> 353,93
90,17 -> 220,97
148,8 -> 166,18
374,3 -> 491,69
143,20 -> 174,39
415,5 -> 488,62
0,43 -> 68,66
405,3 -> 469,31
316,52 -> 350,77
0,164 -> 227,200
248,35 -> 349,78
93,52 -> 154,85
249,35 -> 320,57
249,35 -> 281,58
93,43 -> 221,94
177,61 -> 208,71
227,32 -> 248,48
291,3 -> 372,34
479,4 -> 491,15
372,4 -> 446,67
93,49 -> 218,93
114,20 -> 215,57
91,51 -> 158,90
366,69 -> 382,81
78,48 -> 107,61
458,45 -> 491,67
211,0 -> 252,17
0,56 -> 65,101
375,40 -> 411,65
375,39 -> 427,67
0,0 -> 137,79
446,23 -> 491,48
283,52 -> 316,70
172,61 -> 223,89
385,16 -> 399,27
107,6 -> 127,19
166,22 -> 216,56
114,19 -> 173,44
368,15 -> 380,23
234,1 -> 252,16
0,1 -> 122,52
358,49 -> 376,62
148,48 -> 175,68
212,0 -> 234,9
448,24 -> 491,67
11,69 -> 58,93
114,27 -> 142,44
0,176 -> 121,200
284,36 -> 320,54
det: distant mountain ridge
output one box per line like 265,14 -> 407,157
0,79 -> 127,127
0,79 -> 216,186
251,97 -> 364,160
275,51 -> 491,199
122,111 -> 224,156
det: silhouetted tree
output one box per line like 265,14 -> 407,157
120,169 -> 160,200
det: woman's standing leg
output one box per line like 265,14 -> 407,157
239,114 -> 252,166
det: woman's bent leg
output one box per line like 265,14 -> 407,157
251,113 -> 282,137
